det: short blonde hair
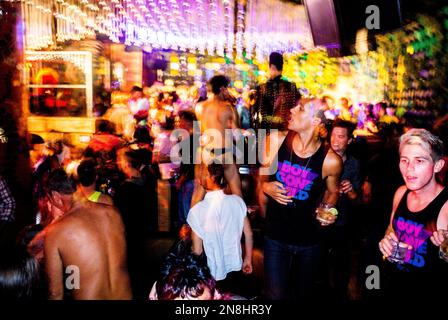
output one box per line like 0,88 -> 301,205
399,128 -> 444,162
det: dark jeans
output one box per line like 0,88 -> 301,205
264,236 -> 322,301
323,226 -> 351,300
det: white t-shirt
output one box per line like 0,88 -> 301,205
187,190 -> 247,281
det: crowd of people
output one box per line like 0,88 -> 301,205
1,52 -> 447,302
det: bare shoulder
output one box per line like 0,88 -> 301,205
85,202 -> 122,221
394,185 -> 408,200
43,216 -> 72,246
218,101 -> 234,114
199,99 -> 212,111
99,194 -> 114,206
323,148 -> 343,174
391,185 -> 408,214
393,185 -> 408,204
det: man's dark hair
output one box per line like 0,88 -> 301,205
169,91 -> 179,103
31,134 -> 44,145
97,119 -> 115,134
133,125 -> 151,144
178,110 -> 197,123
131,85 -> 143,93
269,52 -> 283,71
210,75 -> 229,95
46,168 -> 76,194
332,119 -> 356,138
207,163 -> 226,188
161,117 -> 175,131
124,148 -> 152,170
156,241 -> 216,300
77,159 -> 97,187
0,247 -> 42,300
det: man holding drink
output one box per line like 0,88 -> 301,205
259,98 -> 342,300
379,128 -> 448,300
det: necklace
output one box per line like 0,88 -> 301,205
289,134 -> 320,167
285,134 -> 319,205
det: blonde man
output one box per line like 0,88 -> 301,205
379,128 -> 447,300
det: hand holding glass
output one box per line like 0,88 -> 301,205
315,203 -> 338,225
439,230 -> 448,263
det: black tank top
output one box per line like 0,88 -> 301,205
390,187 -> 448,275
265,131 -> 329,245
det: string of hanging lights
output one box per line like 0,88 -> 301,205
10,0 -> 313,59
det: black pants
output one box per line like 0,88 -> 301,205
322,226 -> 351,301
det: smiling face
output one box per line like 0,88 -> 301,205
399,144 -> 442,191
331,127 -> 351,157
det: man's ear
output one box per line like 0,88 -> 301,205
434,158 -> 445,173
50,191 -> 63,207
311,117 -> 322,127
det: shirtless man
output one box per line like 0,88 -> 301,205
192,75 -> 242,206
44,169 -> 131,300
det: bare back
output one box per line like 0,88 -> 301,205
191,97 -> 243,207
45,202 -> 132,300
199,98 -> 236,149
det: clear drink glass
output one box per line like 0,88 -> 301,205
439,230 -> 448,263
387,238 -> 408,264
315,203 -> 338,224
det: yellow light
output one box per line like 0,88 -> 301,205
79,135 -> 91,143
235,64 -> 250,72
113,62 -> 124,80
170,62 -> 179,70
164,79 -> 174,87
234,80 -> 243,89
